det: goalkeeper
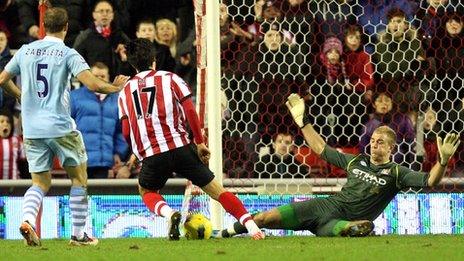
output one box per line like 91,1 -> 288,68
218,93 -> 461,237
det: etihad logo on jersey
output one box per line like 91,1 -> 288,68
352,168 -> 387,186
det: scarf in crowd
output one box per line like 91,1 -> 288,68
96,24 -> 112,38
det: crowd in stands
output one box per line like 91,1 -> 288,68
0,0 -> 463,181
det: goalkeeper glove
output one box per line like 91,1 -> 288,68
286,93 -> 310,128
437,133 -> 461,166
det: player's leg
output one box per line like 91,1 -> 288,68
137,153 -> 181,240
20,139 -> 54,246
200,180 -> 264,239
219,198 -> 341,238
218,204 -> 300,238
51,131 -> 97,246
174,144 -> 264,240
316,219 -> 374,237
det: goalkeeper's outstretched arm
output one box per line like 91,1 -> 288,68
286,93 -> 326,156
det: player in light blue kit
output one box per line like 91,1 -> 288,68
0,7 -> 128,246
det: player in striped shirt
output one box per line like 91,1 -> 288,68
0,7 -> 129,246
119,38 -> 264,240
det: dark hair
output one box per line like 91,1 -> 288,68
93,0 -> 113,11
372,91 -> 392,103
126,38 -> 157,71
44,7 -> 68,33
344,24 -> 362,37
136,19 -> 155,32
446,12 -> 463,24
387,8 -> 406,23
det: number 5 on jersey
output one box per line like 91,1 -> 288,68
37,63 -> 49,98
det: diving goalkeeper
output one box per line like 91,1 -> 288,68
218,93 -> 461,237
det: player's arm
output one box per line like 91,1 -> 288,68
428,133 -> 461,186
286,93 -> 326,155
181,96 -> 210,164
121,116 -> 131,146
76,70 -> 129,94
286,93 -> 355,169
0,71 -> 21,100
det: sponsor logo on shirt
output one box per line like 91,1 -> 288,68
352,168 -> 387,186
380,169 -> 391,175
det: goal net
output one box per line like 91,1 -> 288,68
191,0 -> 464,235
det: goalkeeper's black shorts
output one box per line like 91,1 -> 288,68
138,143 -> 215,191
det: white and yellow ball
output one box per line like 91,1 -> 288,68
183,213 -> 212,240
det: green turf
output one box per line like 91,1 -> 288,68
1,235 -> 463,261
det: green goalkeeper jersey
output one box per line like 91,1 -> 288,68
320,146 -> 429,221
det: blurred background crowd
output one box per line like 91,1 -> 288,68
0,0 -> 463,181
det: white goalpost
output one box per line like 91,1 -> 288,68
189,0 -> 223,230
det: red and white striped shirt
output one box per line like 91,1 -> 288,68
118,70 -> 192,160
0,136 -> 25,179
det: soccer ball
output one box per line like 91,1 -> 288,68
183,213 -> 212,240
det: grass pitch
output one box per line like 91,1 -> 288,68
1,235 -> 463,261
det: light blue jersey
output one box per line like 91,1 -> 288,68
5,36 -> 90,138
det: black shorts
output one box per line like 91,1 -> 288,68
138,144 -> 215,191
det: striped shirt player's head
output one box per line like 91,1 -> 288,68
44,7 -> 68,35
126,38 -> 157,72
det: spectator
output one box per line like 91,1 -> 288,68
256,22 -> 307,142
317,36 -> 345,85
254,132 -> 308,178
253,0 -> 282,23
426,13 -> 464,134
0,109 -> 28,179
220,2 -> 259,74
310,36 -> 366,148
428,13 -> 464,77
359,92 -> 416,166
354,0 -> 419,53
73,0 -> 129,78
343,25 -> 374,99
374,8 -> 426,113
17,0 -> 88,46
415,0 -> 449,46
88,0 -> 132,34
248,0 -> 295,44
375,8 -> 425,80
0,29 -> 19,115
0,0 -> 24,49
135,19 -> 176,71
70,62 -> 129,179
154,18 -> 178,60
126,0 -> 182,36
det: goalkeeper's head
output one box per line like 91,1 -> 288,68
126,38 -> 157,72
370,126 -> 397,163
